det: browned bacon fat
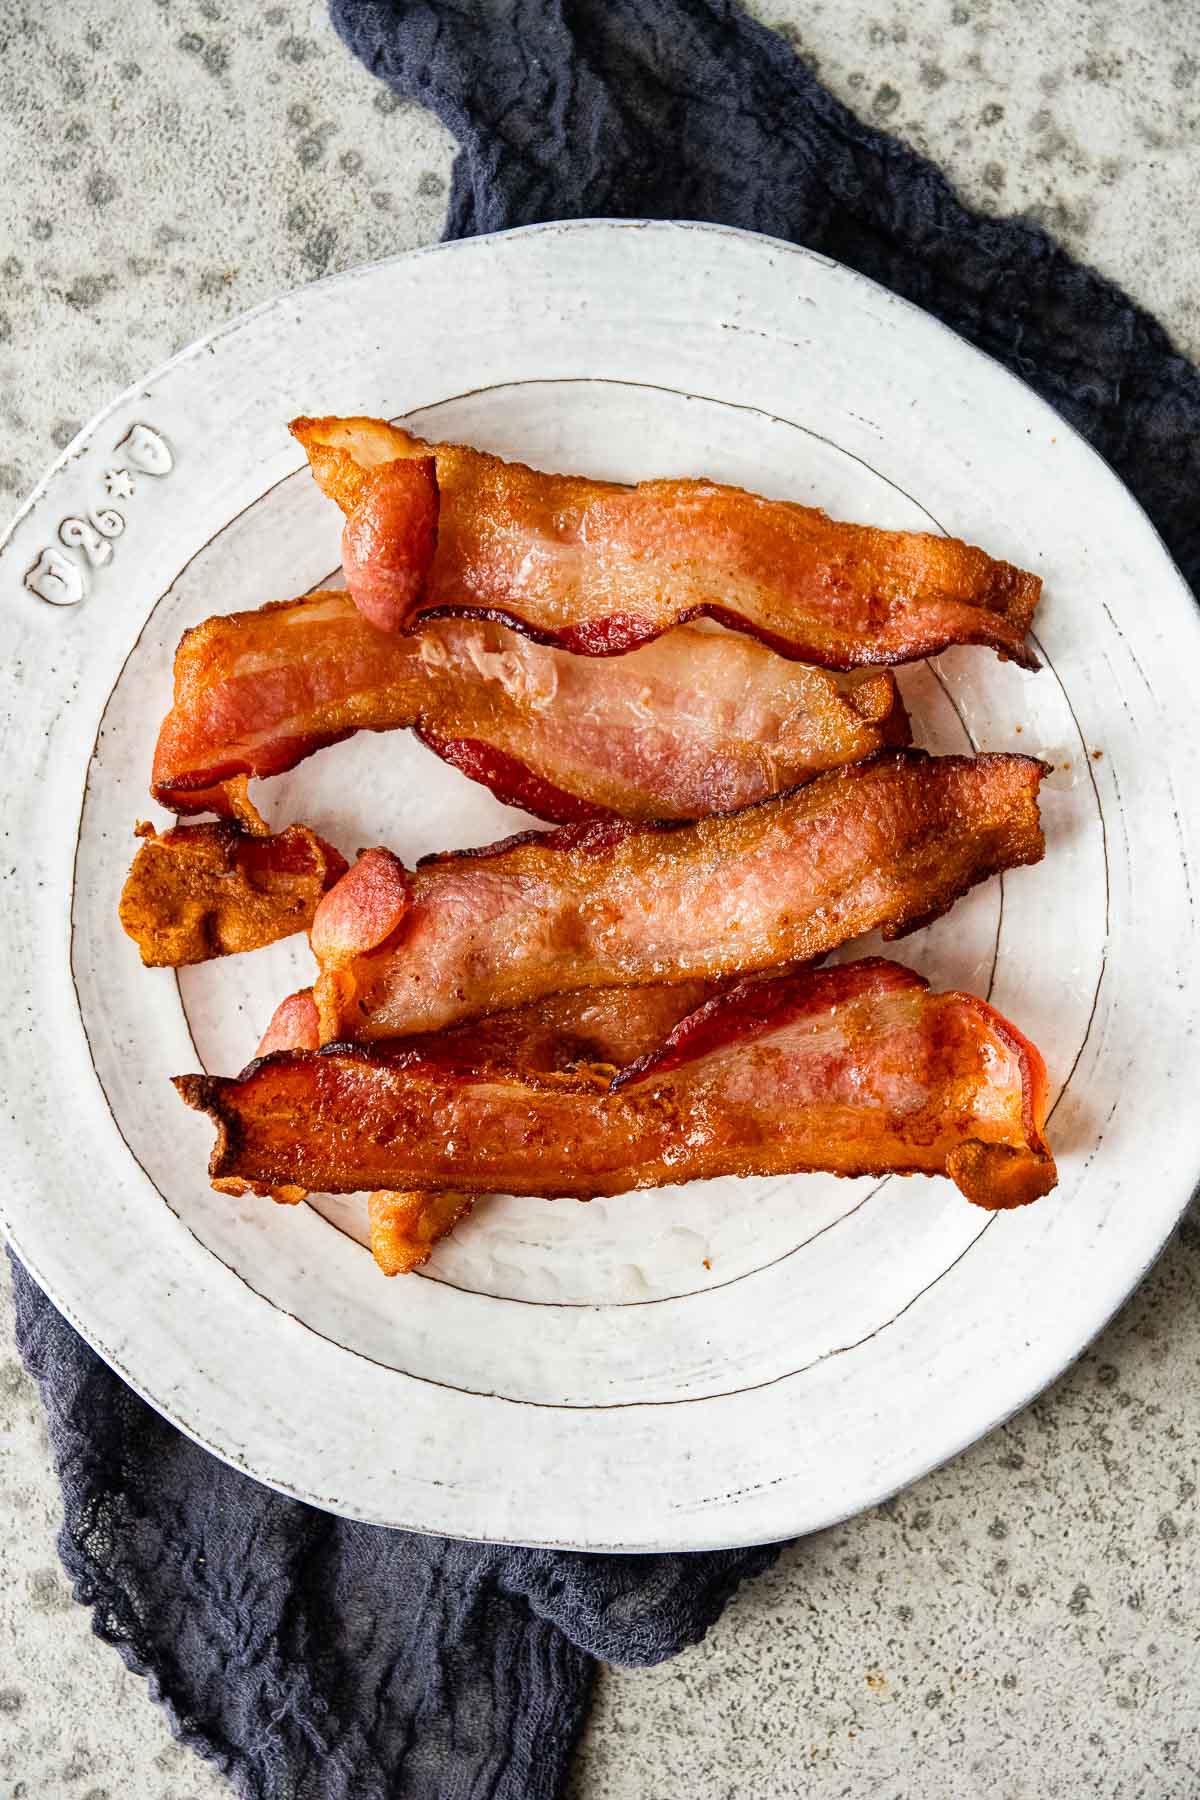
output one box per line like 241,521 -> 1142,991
367,1189 -> 477,1276
293,415 -> 1042,669
177,960 -> 1057,1213
119,821 -> 347,967
310,750 -> 1047,1042
151,591 -> 907,827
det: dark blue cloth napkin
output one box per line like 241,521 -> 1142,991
13,2 -> 1200,1796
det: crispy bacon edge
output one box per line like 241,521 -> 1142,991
292,415 -> 1042,671
175,959 -> 1057,1218
118,821 -> 348,967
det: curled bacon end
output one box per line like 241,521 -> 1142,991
368,1189 -> 476,1276
943,990 -> 1054,1209
308,845 -> 413,964
256,988 -> 322,1057
341,457 -> 439,633
174,958 -> 1056,1213
292,415 -> 1042,671
119,821 -> 347,968
946,1141 -> 1056,1211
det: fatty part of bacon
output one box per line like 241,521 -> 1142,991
310,749 -> 1047,1042
292,415 -> 1042,670
150,590 -> 906,827
175,959 -> 1057,1212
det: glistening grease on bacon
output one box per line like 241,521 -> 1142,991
292,416 -> 1042,670
150,591 -> 908,826
310,750 -> 1048,1042
176,960 -> 1058,1214
119,821 -> 347,967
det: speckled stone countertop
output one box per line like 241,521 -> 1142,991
1,4 -> 1197,1796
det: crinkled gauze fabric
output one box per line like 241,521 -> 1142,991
13,2 -> 1199,1796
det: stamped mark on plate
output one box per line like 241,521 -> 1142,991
23,423 -> 174,606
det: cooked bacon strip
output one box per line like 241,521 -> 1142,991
119,821 -> 347,967
293,415 -> 1042,670
176,960 -> 1057,1212
151,590 -> 907,825
256,979 -> 715,1271
310,750 -> 1047,1042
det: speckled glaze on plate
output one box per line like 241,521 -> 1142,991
1,220 -> 1196,1551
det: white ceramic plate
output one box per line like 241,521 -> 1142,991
2,221 -> 1197,1551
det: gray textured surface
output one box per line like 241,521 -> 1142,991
1,3 -> 1198,1797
